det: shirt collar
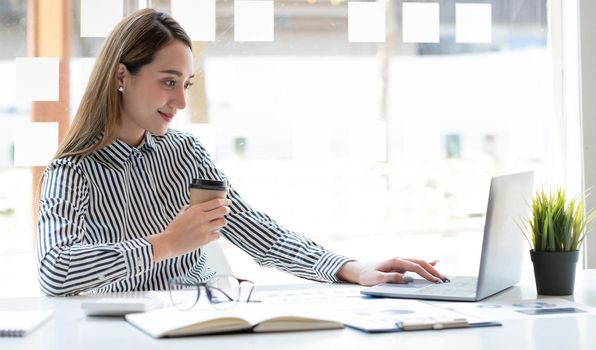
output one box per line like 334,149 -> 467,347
94,132 -> 157,166
140,131 -> 157,152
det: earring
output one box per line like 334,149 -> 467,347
118,86 -> 124,92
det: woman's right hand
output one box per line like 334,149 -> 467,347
146,198 -> 231,262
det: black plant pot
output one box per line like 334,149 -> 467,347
530,250 -> 579,296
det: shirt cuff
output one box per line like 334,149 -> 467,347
313,251 -> 355,283
117,238 -> 154,277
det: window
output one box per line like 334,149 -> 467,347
0,0 -> 583,294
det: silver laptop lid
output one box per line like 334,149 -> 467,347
475,171 -> 534,299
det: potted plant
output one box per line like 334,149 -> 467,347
524,188 -> 596,295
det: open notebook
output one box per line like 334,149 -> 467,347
125,303 -> 343,338
0,310 -> 53,337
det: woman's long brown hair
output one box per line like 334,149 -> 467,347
36,8 -> 192,199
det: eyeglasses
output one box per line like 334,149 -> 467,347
168,275 -> 261,311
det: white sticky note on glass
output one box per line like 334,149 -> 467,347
16,57 -> 59,102
172,0 -> 216,41
348,1 -> 385,43
403,122 -> 441,160
348,121 -> 386,162
456,3 -> 492,43
292,123 -> 332,160
235,0 -> 274,42
14,122 -> 59,167
80,0 -> 123,37
402,2 -> 440,43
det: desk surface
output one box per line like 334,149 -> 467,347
1,270 -> 595,350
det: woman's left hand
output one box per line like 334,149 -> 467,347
336,258 -> 447,286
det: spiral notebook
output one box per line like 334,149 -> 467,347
0,310 -> 53,337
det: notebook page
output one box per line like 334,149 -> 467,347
0,310 -> 53,337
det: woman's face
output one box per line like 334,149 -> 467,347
117,40 -> 194,145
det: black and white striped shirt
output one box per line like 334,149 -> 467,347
36,129 -> 351,296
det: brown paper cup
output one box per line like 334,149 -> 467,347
189,179 -> 228,205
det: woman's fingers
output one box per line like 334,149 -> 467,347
380,272 -> 413,284
203,205 -> 231,222
160,201 -> 232,259
402,260 -> 443,283
381,258 -> 444,283
204,217 -> 227,232
336,260 -> 447,286
358,270 -> 409,286
196,198 -> 231,212
405,258 -> 446,281
186,201 -> 230,222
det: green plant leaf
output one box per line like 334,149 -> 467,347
525,187 -> 596,252
547,211 -> 555,251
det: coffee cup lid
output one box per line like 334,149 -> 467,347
190,179 -> 228,191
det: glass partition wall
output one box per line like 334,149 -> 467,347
0,0 -> 581,294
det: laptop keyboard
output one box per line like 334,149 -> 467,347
415,276 -> 478,296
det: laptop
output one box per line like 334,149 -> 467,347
361,171 -> 534,302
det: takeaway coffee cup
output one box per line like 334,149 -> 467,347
189,179 -> 229,205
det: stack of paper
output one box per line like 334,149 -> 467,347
0,310 -> 53,337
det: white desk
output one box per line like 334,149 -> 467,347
1,270 -> 595,350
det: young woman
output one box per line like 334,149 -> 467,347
36,9 -> 446,296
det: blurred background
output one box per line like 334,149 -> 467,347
0,0 -> 584,296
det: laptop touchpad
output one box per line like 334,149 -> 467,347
379,278 -> 434,290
